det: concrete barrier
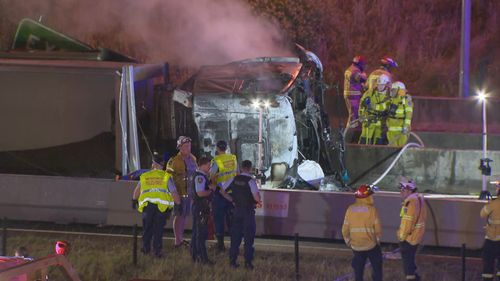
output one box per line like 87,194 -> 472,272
0,173 -> 488,249
345,145 -> 500,194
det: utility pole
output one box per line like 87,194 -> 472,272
459,0 -> 471,98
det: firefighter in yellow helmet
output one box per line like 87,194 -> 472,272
342,184 -> 383,281
344,55 -> 368,129
367,56 -> 397,90
387,81 -> 413,146
397,177 -> 427,281
132,155 -> 180,258
358,74 -> 391,145
480,176 -> 500,281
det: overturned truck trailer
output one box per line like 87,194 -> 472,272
156,51 -> 337,184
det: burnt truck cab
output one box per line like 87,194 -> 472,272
169,47 -> 334,183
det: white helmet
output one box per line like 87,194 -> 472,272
391,81 -> 406,91
377,74 -> 390,86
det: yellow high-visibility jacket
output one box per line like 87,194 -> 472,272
397,193 -> 427,245
387,93 -> 413,132
342,196 -> 382,251
166,153 -> 197,196
480,198 -> 500,241
214,153 -> 237,185
138,170 -> 174,213
359,89 -> 389,126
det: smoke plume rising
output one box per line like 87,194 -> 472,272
0,0 -> 292,66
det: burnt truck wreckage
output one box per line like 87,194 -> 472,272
132,47 -> 349,190
0,18 -> 348,190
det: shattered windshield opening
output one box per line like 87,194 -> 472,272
190,58 -> 302,96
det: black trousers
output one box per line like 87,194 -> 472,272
191,204 -> 209,263
142,203 -> 169,255
483,239 -> 500,280
352,245 -> 383,281
400,241 -> 420,280
229,208 -> 256,265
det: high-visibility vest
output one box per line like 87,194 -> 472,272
138,170 -> 174,213
214,153 -> 237,185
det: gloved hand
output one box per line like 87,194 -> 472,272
402,127 -> 409,134
131,199 -> 138,210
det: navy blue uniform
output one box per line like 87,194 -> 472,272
142,203 -> 170,256
227,173 -> 259,267
191,171 -> 212,263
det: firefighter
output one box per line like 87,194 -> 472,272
191,156 -> 216,264
358,74 -> 391,145
387,81 -> 413,146
224,160 -> 262,269
166,136 -> 197,248
210,140 -> 238,252
344,55 -> 368,128
367,56 -> 398,90
132,157 -> 180,258
342,184 -> 383,281
397,177 -> 427,281
480,177 -> 500,281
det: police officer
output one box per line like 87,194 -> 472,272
397,177 -> 427,281
224,160 -> 261,269
480,177 -> 500,281
358,74 -> 391,145
387,81 -> 413,147
132,157 -> 180,258
191,156 -> 216,264
344,55 -> 368,128
342,184 -> 383,281
210,140 -> 238,252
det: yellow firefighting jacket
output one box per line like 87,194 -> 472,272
166,153 -> 197,196
480,198 -> 500,241
214,153 -> 237,185
367,68 -> 392,90
342,196 -> 382,251
397,193 -> 427,245
344,64 -> 366,98
359,89 -> 389,126
138,170 -> 174,213
387,93 -> 413,133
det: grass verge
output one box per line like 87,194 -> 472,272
5,231 -> 483,281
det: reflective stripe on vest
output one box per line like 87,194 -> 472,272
214,154 -> 237,184
350,227 -> 375,233
388,126 -> 404,131
138,170 -> 174,213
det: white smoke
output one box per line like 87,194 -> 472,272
0,0 -> 292,66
